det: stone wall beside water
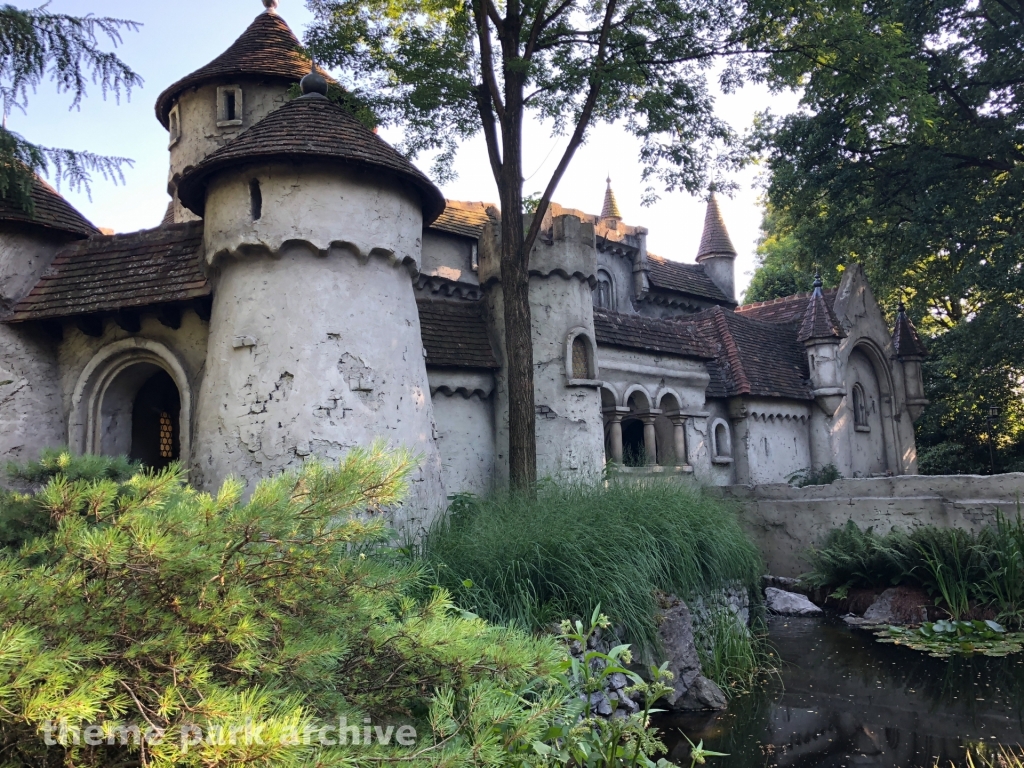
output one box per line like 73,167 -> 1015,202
721,473 -> 1024,577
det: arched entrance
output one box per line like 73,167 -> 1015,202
847,344 -> 895,477
70,339 -> 192,468
621,419 -> 646,466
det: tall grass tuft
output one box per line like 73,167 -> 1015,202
693,607 -> 779,695
419,478 -> 762,658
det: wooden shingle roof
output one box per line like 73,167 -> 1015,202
646,254 -> 732,304
693,306 -> 811,400
892,304 -> 927,358
417,300 -> 498,369
177,94 -> 445,223
0,176 -> 98,239
155,11 -> 324,128
429,203 -> 493,240
7,223 -> 208,322
696,193 -> 737,259
736,289 -> 838,324
593,309 -> 713,359
797,285 -> 846,343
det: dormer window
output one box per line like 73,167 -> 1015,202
168,105 -> 181,147
217,86 -> 243,127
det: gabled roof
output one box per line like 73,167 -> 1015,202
7,223 -> 208,322
696,193 -> 736,260
0,175 -> 98,239
417,300 -> 499,369
647,254 -> 733,304
429,202 -> 494,240
692,306 -> 811,400
593,308 -> 713,359
155,11 -> 327,128
892,303 -> 927,358
736,289 -> 838,323
177,93 -> 445,223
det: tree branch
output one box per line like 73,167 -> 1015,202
472,0 -> 506,120
475,85 -> 504,177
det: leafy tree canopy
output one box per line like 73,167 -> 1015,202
743,0 -> 1024,472
0,5 -> 140,211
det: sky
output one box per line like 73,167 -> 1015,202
11,0 -> 800,299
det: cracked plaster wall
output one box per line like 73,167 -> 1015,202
193,164 -> 446,528
428,379 -> 496,497
0,227 -> 76,465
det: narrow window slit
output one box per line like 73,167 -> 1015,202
250,179 -> 262,221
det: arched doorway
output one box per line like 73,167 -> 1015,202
621,419 -> 646,466
130,370 -> 181,469
847,347 -> 889,477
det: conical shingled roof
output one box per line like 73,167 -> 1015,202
601,177 -> 622,220
797,276 -> 846,343
155,11 -> 327,128
177,93 -> 446,223
0,174 -> 98,238
696,193 -> 737,261
892,303 -> 927,358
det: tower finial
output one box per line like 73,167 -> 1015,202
300,63 -> 328,98
813,268 -> 823,292
263,0 -> 279,13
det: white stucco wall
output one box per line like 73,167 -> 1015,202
0,227 -> 76,463
421,231 -> 478,286
732,398 -> 813,485
193,163 -> 446,527
428,374 -> 496,497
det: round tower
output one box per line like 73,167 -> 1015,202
177,72 -> 448,526
155,3 -> 328,223
0,176 -> 99,463
695,192 -> 737,303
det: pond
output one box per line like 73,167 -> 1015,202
657,616 -> 1024,767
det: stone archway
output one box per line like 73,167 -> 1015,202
70,339 -> 192,466
847,341 -> 899,477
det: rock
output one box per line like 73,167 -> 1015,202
675,674 -> 729,711
860,587 -> 930,626
766,587 -> 822,616
608,672 -> 628,691
589,691 -> 613,716
654,594 -> 728,711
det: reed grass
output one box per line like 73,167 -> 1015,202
419,478 -> 763,658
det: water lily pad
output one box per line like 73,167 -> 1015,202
876,622 -> 1024,658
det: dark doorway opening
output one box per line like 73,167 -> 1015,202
131,370 -> 180,470
622,419 -> 646,467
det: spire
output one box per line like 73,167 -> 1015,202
892,300 -> 928,359
696,191 -> 737,262
601,176 -> 622,221
797,271 -> 846,343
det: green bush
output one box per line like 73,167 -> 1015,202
419,479 -> 763,658
804,513 -> 1024,627
0,447 -> 673,767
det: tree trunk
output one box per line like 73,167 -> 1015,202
498,84 -> 537,491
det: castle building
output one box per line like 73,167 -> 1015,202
0,5 -> 928,523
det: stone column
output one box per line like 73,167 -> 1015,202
604,407 -> 628,464
670,414 -> 688,467
641,413 -> 658,466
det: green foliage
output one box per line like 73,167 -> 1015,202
692,608 -> 778,696
880,620 -> 1024,658
0,450 -> 140,551
957,745 -> 1024,768
419,480 -> 763,658
787,464 -> 841,488
0,5 -> 140,208
804,514 -> 1024,628
0,445 -> 671,767
743,0 -> 1024,470
743,206 -> 838,303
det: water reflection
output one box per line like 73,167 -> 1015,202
657,616 -> 1024,767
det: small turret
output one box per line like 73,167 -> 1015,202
799,273 -> 846,415
600,177 -> 622,223
695,192 -> 736,303
892,301 -> 928,420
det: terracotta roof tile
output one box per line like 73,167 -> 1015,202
7,222 -> 208,322
429,203 -> 494,239
417,300 -> 498,369
892,304 -> 927,358
177,94 -> 445,223
646,254 -> 732,304
0,175 -> 98,238
155,11 -> 328,128
696,193 -> 737,260
692,306 -> 811,400
797,285 -> 846,343
737,289 -> 838,324
593,309 -> 714,359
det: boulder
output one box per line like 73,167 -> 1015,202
847,586 -> 930,627
654,594 -> 728,711
766,587 -> 822,616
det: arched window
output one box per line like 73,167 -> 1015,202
572,335 -> 590,379
852,383 -> 869,430
712,419 -> 732,462
593,269 -> 613,309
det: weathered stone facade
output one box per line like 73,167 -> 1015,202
0,6 -> 929,526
